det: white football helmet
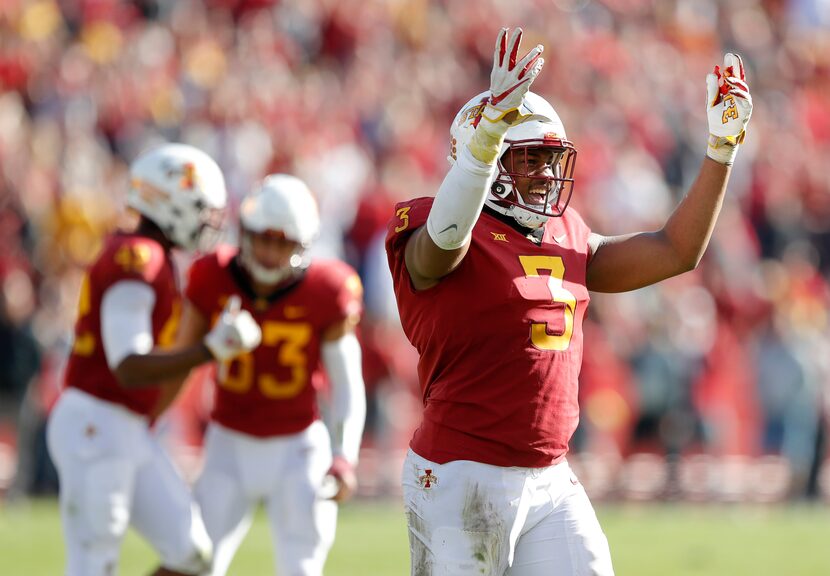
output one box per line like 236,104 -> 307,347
127,143 -> 227,251
238,174 -> 320,285
449,91 -> 577,228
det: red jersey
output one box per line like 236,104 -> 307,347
186,246 -> 363,437
386,198 -> 592,468
65,233 -> 181,417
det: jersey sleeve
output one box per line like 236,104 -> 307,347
185,254 -> 219,319
316,260 -> 364,327
100,280 -> 156,369
566,208 -> 594,266
384,197 -> 433,289
98,237 -> 167,288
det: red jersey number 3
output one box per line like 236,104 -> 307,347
516,255 -> 576,352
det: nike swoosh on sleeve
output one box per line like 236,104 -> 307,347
439,224 -> 458,234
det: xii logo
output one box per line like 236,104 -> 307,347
490,232 -> 508,242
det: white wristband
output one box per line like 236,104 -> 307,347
706,135 -> 739,165
467,107 -> 510,164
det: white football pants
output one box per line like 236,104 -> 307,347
402,449 -> 614,576
194,421 -> 337,576
47,388 -> 212,576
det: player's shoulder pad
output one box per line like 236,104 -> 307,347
189,243 -> 236,282
557,204 -> 593,250
307,259 -> 363,299
386,197 -> 434,241
561,204 -> 590,232
102,233 -> 168,284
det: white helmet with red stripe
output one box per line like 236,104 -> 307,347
449,91 -> 577,228
127,143 -> 227,251
238,174 -> 320,285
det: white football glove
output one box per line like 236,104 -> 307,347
706,53 -> 753,165
481,27 -> 545,125
204,296 -> 262,362
469,28 -> 544,164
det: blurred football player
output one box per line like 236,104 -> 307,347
47,143 -> 262,576
176,174 -> 366,576
386,28 -> 753,575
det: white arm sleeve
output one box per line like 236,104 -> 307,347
101,280 -> 156,370
321,332 -> 366,465
425,145 -> 497,250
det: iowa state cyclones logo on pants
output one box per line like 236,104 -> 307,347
419,468 -> 438,489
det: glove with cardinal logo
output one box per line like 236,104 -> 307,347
706,53 -> 753,165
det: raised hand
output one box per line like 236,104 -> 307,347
204,295 -> 262,362
706,53 -> 753,165
481,27 -> 545,125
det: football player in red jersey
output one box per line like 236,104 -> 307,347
47,144 -> 262,576
386,28 -> 753,575
175,174 -> 366,576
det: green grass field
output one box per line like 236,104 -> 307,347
1,499 -> 828,575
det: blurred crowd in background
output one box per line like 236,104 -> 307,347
1,0 -> 829,503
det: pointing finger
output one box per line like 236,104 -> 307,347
225,295 -> 241,315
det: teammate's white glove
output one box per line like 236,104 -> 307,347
481,27 -> 545,125
318,456 -> 357,502
706,53 -> 753,165
204,296 -> 261,362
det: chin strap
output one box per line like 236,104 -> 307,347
510,204 -> 548,229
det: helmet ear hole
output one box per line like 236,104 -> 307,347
492,182 -> 506,197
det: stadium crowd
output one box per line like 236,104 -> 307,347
1,0 -> 829,502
